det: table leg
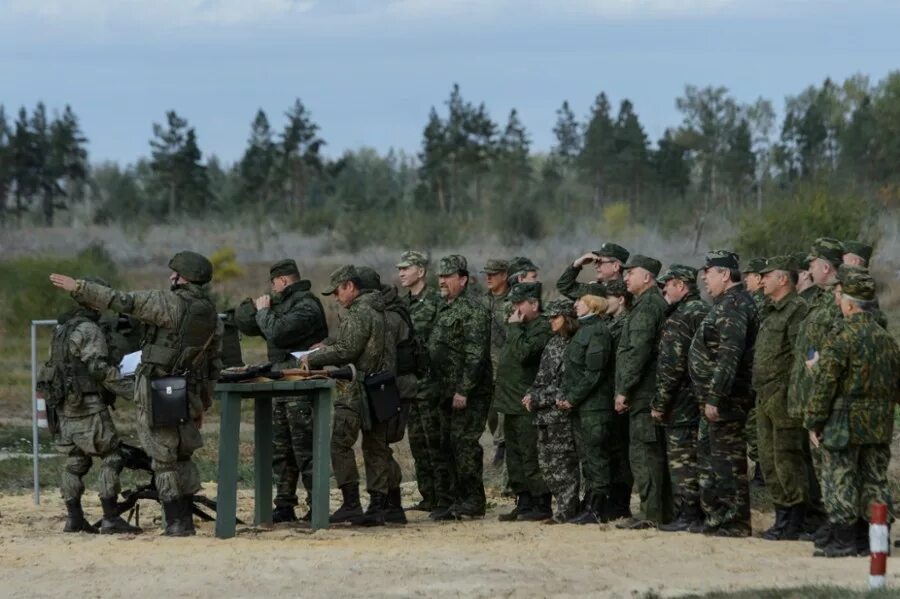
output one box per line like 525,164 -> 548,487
254,395 -> 273,526
311,387 -> 334,530
215,392 -> 241,539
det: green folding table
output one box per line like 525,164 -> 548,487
213,378 -> 335,539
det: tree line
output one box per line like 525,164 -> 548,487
2,72 -> 898,250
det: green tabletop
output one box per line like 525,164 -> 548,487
214,379 -> 335,539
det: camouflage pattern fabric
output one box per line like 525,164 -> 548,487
788,283 -> 841,419
273,398 -> 314,509
820,444 -> 891,526
664,425 -> 700,516
555,264 -> 606,300
606,311 -> 634,506
58,410 -> 123,501
697,418 -> 751,531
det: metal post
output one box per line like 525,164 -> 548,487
31,321 -> 39,505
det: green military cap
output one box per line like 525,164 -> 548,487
356,266 -> 382,290
270,259 -> 300,279
622,254 -> 662,278
396,250 -> 429,269
437,254 -> 468,276
604,279 -> 627,297
480,258 -> 510,274
792,252 -> 812,271
593,243 -> 630,264
322,264 -> 360,295
507,281 -> 542,304
657,264 -> 698,284
168,251 -> 213,284
508,256 -> 539,274
545,297 -> 576,318
808,237 -> 845,266
843,240 -> 873,265
759,254 -> 798,274
703,250 -> 740,271
837,265 -> 876,301
741,258 -> 768,274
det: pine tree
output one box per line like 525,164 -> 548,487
43,105 -> 89,225
552,100 -> 581,163
418,107 -> 450,212
149,111 -> 209,217
578,92 -> 617,207
239,109 -> 276,208
652,129 -> 690,198
279,99 -> 324,211
0,106 -> 10,225
612,99 -> 650,205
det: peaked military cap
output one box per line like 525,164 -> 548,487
545,297 -> 576,318
356,266 -> 382,290
808,237 -> 845,266
507,281 -> 542,304
703,250 -> 740,271
843,240 -> 873,265
437,254 -> 468,276
604,279 -> 628,297
622,254 -> 662,278
593,243 -> 630,264
741,258 -> 768,274
759,254 -> 798,274
270,259 -> 300,279
396,250 -> 429,269
658,264 -> 698,284
480,258 -> 510,274
508,256 -> 539,274
792,251 -> 812,271
322,264 -> 360,295
837,265 -> 876,301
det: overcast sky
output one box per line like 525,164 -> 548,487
3,0 -> 899,165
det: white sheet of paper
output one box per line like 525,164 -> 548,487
290,348 -> 321,360
119,351 -> 142,377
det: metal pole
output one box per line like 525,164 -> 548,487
31,321 -> 40,505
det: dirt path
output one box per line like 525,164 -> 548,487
0,485 -> 886,598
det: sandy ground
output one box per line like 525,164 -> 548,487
0,484 -> 888,599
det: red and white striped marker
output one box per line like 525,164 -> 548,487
870,502 -> 889,589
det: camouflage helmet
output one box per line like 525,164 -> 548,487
168,251 -> 213,284
545,297 -> 576,318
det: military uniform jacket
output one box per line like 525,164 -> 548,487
556,264 -> 606,300
563,314 -> 614,412
53,311 -> 122,418
805,312 -> 900,445
752,292 -> 808,427
381,285 -> 417,400
688,283 -> 759,421
752,289 -> 772,321
483,289 -> 511,379
787,282 -> 841,419
307,290 -> 394,408
405,284 -> 442,399
607,312 -> 626,351
615,286 -> 667,408
527,335 -> 571,426
494,315 -> 553,415
651,293 -> 710,427
428,292 -> 492,404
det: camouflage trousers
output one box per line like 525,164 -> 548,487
665,424 -> 700,515
272,396 -> 313,509
610,410 -> 634,503
439,398 -> 490,512
698,417 -> 751,530
407,397 -> 452,507
503,413 -> 549,498
745,406 -> 759,463
572,410 -> 612,497
57,409 -> 124,502
820,443 -> 891,526
629,404 -> 672,524
332,405 -> 401,494
756,409 -> 807,507
536,420 -> 580,521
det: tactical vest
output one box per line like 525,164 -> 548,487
141,289 -> 218,380
39,315 -> 101,407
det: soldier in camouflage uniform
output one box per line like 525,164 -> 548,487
753,255 -> 810,540
53,251 -> 223,537
42,283 -> 139,535
604,279 -> 634,520
507,256 -> 540,287
556,242 -> 629,300
614,255 -> 671,529
235,259 -> 328,523
742,257 -> 770,487
397,251 -> 450,512
305,265 -> 397,526
524,298 -> 581,523
842,240 -> 873,268
428,255 -> 493,520
652,265 -> 709,533
688,250 -> 759,537
480,258 -> 511,470
805,269 -> 900,557
495,281 -> 554,521
793,253 -> 818,302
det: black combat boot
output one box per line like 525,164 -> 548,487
855,519 -> 872,557
780,505 -> 807,541
605,484 -> 632,521
760,506 -> 790,540
813,524 -> 858,558
518,493 -> 553,522
330,484 -> 363,523
751,463 -> 765,488
813,522 -> 833,550
498,492 -> 532,522
384,487 -> 407,524
570,493 -> 606,525
162,497 -> 194,537
356,492 -> 388,527
428,505 -> 453,520
406,499 -> 433,512
659,505 -> 702,533
272,505 -> 298,523
492,442 -> 506,468
99,496 -> 142,534
63,499 -> 98,534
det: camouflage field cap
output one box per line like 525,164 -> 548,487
792,251 -> 812,271
322,264 -> 360,295
396,250 -> 429,269
837,265 -> 876,301
808,237 -> 845,266
622,254 -> 662,278
604,279 -> 628,297
843,240 -> 873,265
480,258 -> 510,274
356,266 -> 382,290
703,250 -> 740,271
270,259 -> 300,279
507,281 -> 542,304
741,257 -> 768,274
168,251 -> 213,284
437,254 -> 468,276
508,256 -> 539,274
759,254 -> 798,274
593,243 -> 630,264
657,264 -> 698,284
545,297 -> 576,318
